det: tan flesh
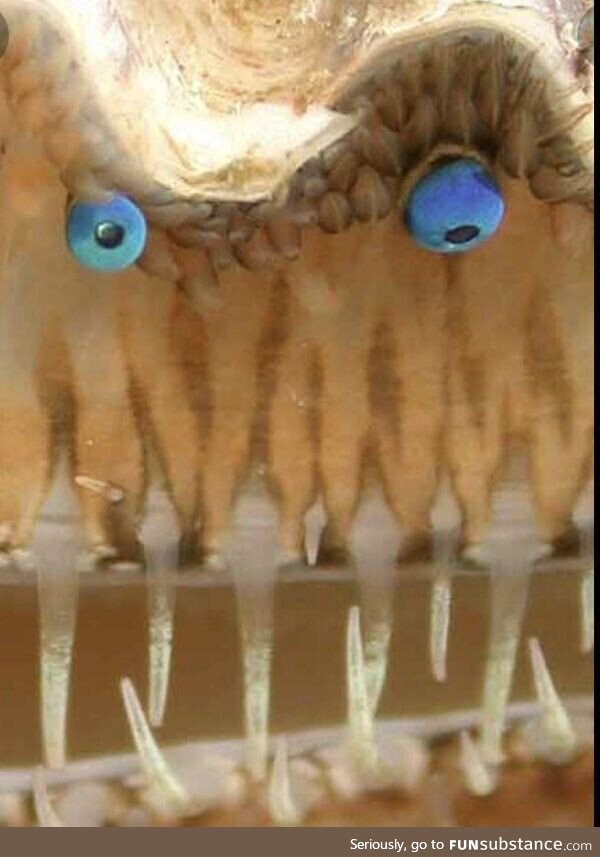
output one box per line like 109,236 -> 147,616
0,150 -> 592,563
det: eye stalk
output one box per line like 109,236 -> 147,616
66,195 -> 147,272
404,158 -> 505,254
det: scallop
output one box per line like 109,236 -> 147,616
0,0 -> 594,828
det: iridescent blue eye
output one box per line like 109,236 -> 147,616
66,195 -> 147,272
404,158 -> 504,253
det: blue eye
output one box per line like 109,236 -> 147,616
404,158 -> 504,253
66,195 -> 147,271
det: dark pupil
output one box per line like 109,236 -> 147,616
445,224 -> 480,244
95,221 -> 125,249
